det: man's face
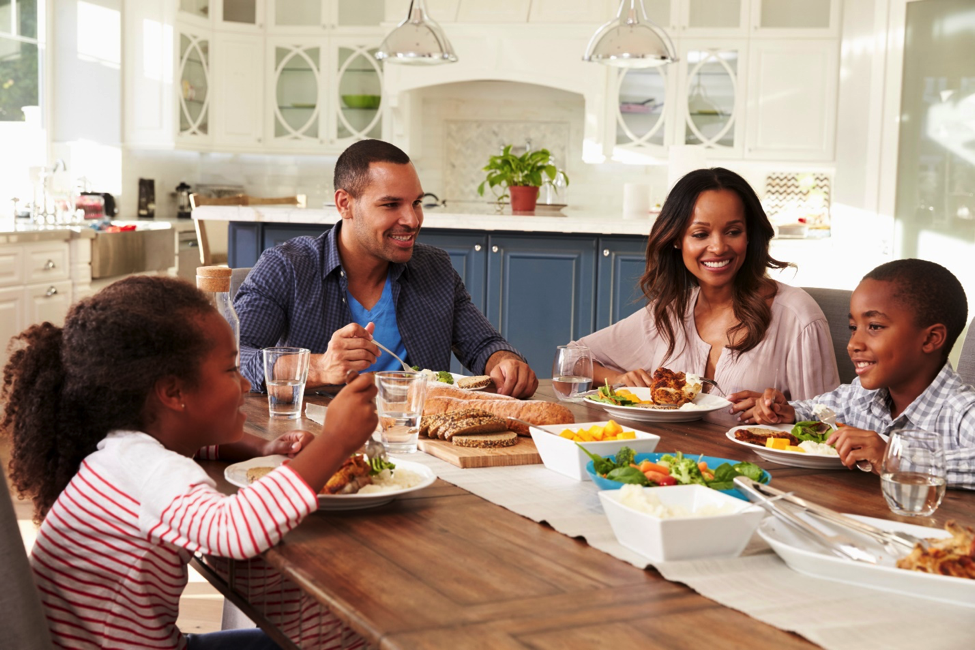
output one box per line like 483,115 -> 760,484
342,162 -> 424,265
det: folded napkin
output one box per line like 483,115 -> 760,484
305,402 -> 327,425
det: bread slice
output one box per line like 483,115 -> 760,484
457,375 -> 492,390
246,466 -> 276,483
452,431 -> 518,448
441,414 -> 507,441
427,408 -> 487,439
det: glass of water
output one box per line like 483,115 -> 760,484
880,429 -> 946,517
262,347 -> 311,419
375,371 -> 427,454
551,344 -> 593,402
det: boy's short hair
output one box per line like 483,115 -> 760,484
864,259 -> 968,356
333,139 -> 411,199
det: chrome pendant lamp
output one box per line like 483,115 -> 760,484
375,0 -> 458,65
583,0 -> 678,68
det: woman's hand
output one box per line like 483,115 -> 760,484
825,427 -> 884,474
614,368 -> 653,387
727,388 -> 795,424
261,430 -> 315,458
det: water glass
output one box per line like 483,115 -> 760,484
880,429 -> 946,517
375,371 -> 427,454
551,345 -> 593,402
263,347 -> 310,419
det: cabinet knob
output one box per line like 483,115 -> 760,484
45,286 -> 58,297
491,245 -> 499,253
603,249 -> 610,257
44,259 -> 56,270
474,244 -> 482,252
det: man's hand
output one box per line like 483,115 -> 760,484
486,351 -> 538,398
825,426 -> 885,474
307,322 -> 379,387
727,388 -> 795,424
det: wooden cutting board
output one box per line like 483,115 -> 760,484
417,433 -> 541,468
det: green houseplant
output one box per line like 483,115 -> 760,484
477,145 -> 569,212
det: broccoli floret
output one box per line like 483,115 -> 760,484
437,371 -> 454,384
668,456 -> 707,486
615,446 -> 636,468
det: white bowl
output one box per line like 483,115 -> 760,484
530,421 -> 660,481
598,485 -> 765,562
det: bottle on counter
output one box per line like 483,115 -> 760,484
196,266 -> 240,361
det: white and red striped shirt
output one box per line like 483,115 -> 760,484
30,431 -> 318,649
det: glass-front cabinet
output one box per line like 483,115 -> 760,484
216,0 -> 265,31
177,26 -> 211,144
268,0 -> 385,31
614,66 -> 672,157
677,42 -> 744,156
643,0 -> 839,36
334,41 -> 383,143
269,40 -> 325,146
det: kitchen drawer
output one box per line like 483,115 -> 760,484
24,242 -> 70,284
25,280 -> 73,328
0,247 -> 25,288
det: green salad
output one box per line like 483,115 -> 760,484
791,421 -> 833,444
578,445 -> 767,490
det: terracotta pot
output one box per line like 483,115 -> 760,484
509,185 -> 539,212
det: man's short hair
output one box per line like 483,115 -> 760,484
864,259 -> 969,355
333,139 -> 411,199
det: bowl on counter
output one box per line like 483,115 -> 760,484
341,94 -> 381,109
599,484 -> 765,562
529,421 -> 660,481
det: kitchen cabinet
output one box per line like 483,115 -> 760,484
646,0 -> 839,36
271,0 -> 385,33
214,0 -> 266,33
385,0 -> 459,23
213,32 -> 265,147
456,1 -> 529,23
596,237 -> 647,330
675,39 -> 747,157
176,23 -> 212,146
529,0 -> 610,23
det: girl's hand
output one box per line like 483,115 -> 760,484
727,388 -> 795,424
321,372 -> 379,459
262,430 -> 315,458
825,426 -> 885,474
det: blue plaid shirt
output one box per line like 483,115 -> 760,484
792,362 -> 975,489
235,221 -> 521,389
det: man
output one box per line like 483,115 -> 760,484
235,139 -> 538,397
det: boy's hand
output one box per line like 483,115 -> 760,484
321,371 -> 379,459
825,426 -> 884,474
727,388 -> 795,424
262,430 -> 315,458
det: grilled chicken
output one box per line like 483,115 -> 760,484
322,455 -> 373,495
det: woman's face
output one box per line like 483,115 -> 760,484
679,189 -> 748,292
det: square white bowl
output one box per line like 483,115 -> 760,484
529,421 -> 660,481
598,485 -> 765,562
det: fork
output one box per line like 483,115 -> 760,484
700,377 -> 725,396
817,405 -> 872,472
371,339 -> 414,373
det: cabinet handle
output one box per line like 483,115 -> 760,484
45,286 -> 58,297
491,245 -> 499,253
474,244 -> 482,252
603,249 -> 610,257
44,259 -> 56,270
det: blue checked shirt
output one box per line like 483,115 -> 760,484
234,221 -> 522,389
792,362 -> 975,489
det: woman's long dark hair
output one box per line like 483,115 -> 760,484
1,276 -> 215,521
640,167 -> 789,362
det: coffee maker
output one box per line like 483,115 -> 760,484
176,182 -> 192,219
137,178 -> 155,218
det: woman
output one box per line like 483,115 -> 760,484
575,168 -> 839,425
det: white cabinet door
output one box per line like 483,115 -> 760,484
530,0 -> 610,23
385,0 -> 460,23
676,39 -> 747,158
214,0 -> 266,32
176,22 -> 213,146
25,281 -> 73,329
269,0 -> 327,31
678,0 -> 748,37
456,0 -> 529,23
330,38 -> 384,148
213,33 -> 265,148
750,0 -> 840,38
266,37 -> 329,150
610,64 -> 676,161
124,0 -> 177,148
24,243 -> 70,284
745,39 -> 838,161
0,286 -> 25,372
0,246 -> 24,287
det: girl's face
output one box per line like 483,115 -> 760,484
180,313 -> 250,447
679,189 -> 748,292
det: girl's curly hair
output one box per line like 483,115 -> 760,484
640,167 -> 790,363
2,275 -> 215,521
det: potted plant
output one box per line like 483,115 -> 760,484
477,145 -> 569,212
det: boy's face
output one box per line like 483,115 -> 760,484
847,278 -> 932,392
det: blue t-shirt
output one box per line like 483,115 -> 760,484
347,273 -> 408,373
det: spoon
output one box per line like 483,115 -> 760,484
371,339 -> 414,373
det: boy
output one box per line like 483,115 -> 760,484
730,259 -> 975,489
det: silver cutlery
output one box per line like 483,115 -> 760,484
816,405 -> 872,472
372,339 -> 414,373
700,377 -> 725,396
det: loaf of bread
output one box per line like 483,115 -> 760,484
426,385 -> 515,401
422,396 -> 574,435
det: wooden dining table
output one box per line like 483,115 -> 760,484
195,381 -> 975,650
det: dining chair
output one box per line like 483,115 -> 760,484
955,320 -> 975,385
190,194 -> 305,266
0,475 -> 55,649
230,267 -> 252,300
802,286 -> 856,384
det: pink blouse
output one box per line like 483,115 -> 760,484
575,281 -> 840,426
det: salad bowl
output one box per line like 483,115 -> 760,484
530,421 -> 660,481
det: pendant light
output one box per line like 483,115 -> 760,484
375,0 -> 458,65
583,0 -> 677,68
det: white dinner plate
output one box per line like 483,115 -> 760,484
758,514 -> 973,608
584,387 -> 731,423
424,372 -> 489,391
725,424 -> 844,469
224,456 -> 437,510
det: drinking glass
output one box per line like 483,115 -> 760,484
375,371 -> 427,454
551,345 -> 593,402
262,347 -> 310,419
880,429 -> 946,517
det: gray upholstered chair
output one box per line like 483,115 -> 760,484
802,286 -> 856,384
955,320 -> 975,385
0,476 -> 54,649
230,267 -> 253,300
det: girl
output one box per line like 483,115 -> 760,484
1,275 -> 379,649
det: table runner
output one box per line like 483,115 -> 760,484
395,452 -> 975,650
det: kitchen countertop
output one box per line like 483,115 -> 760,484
0,219 -> 178,245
